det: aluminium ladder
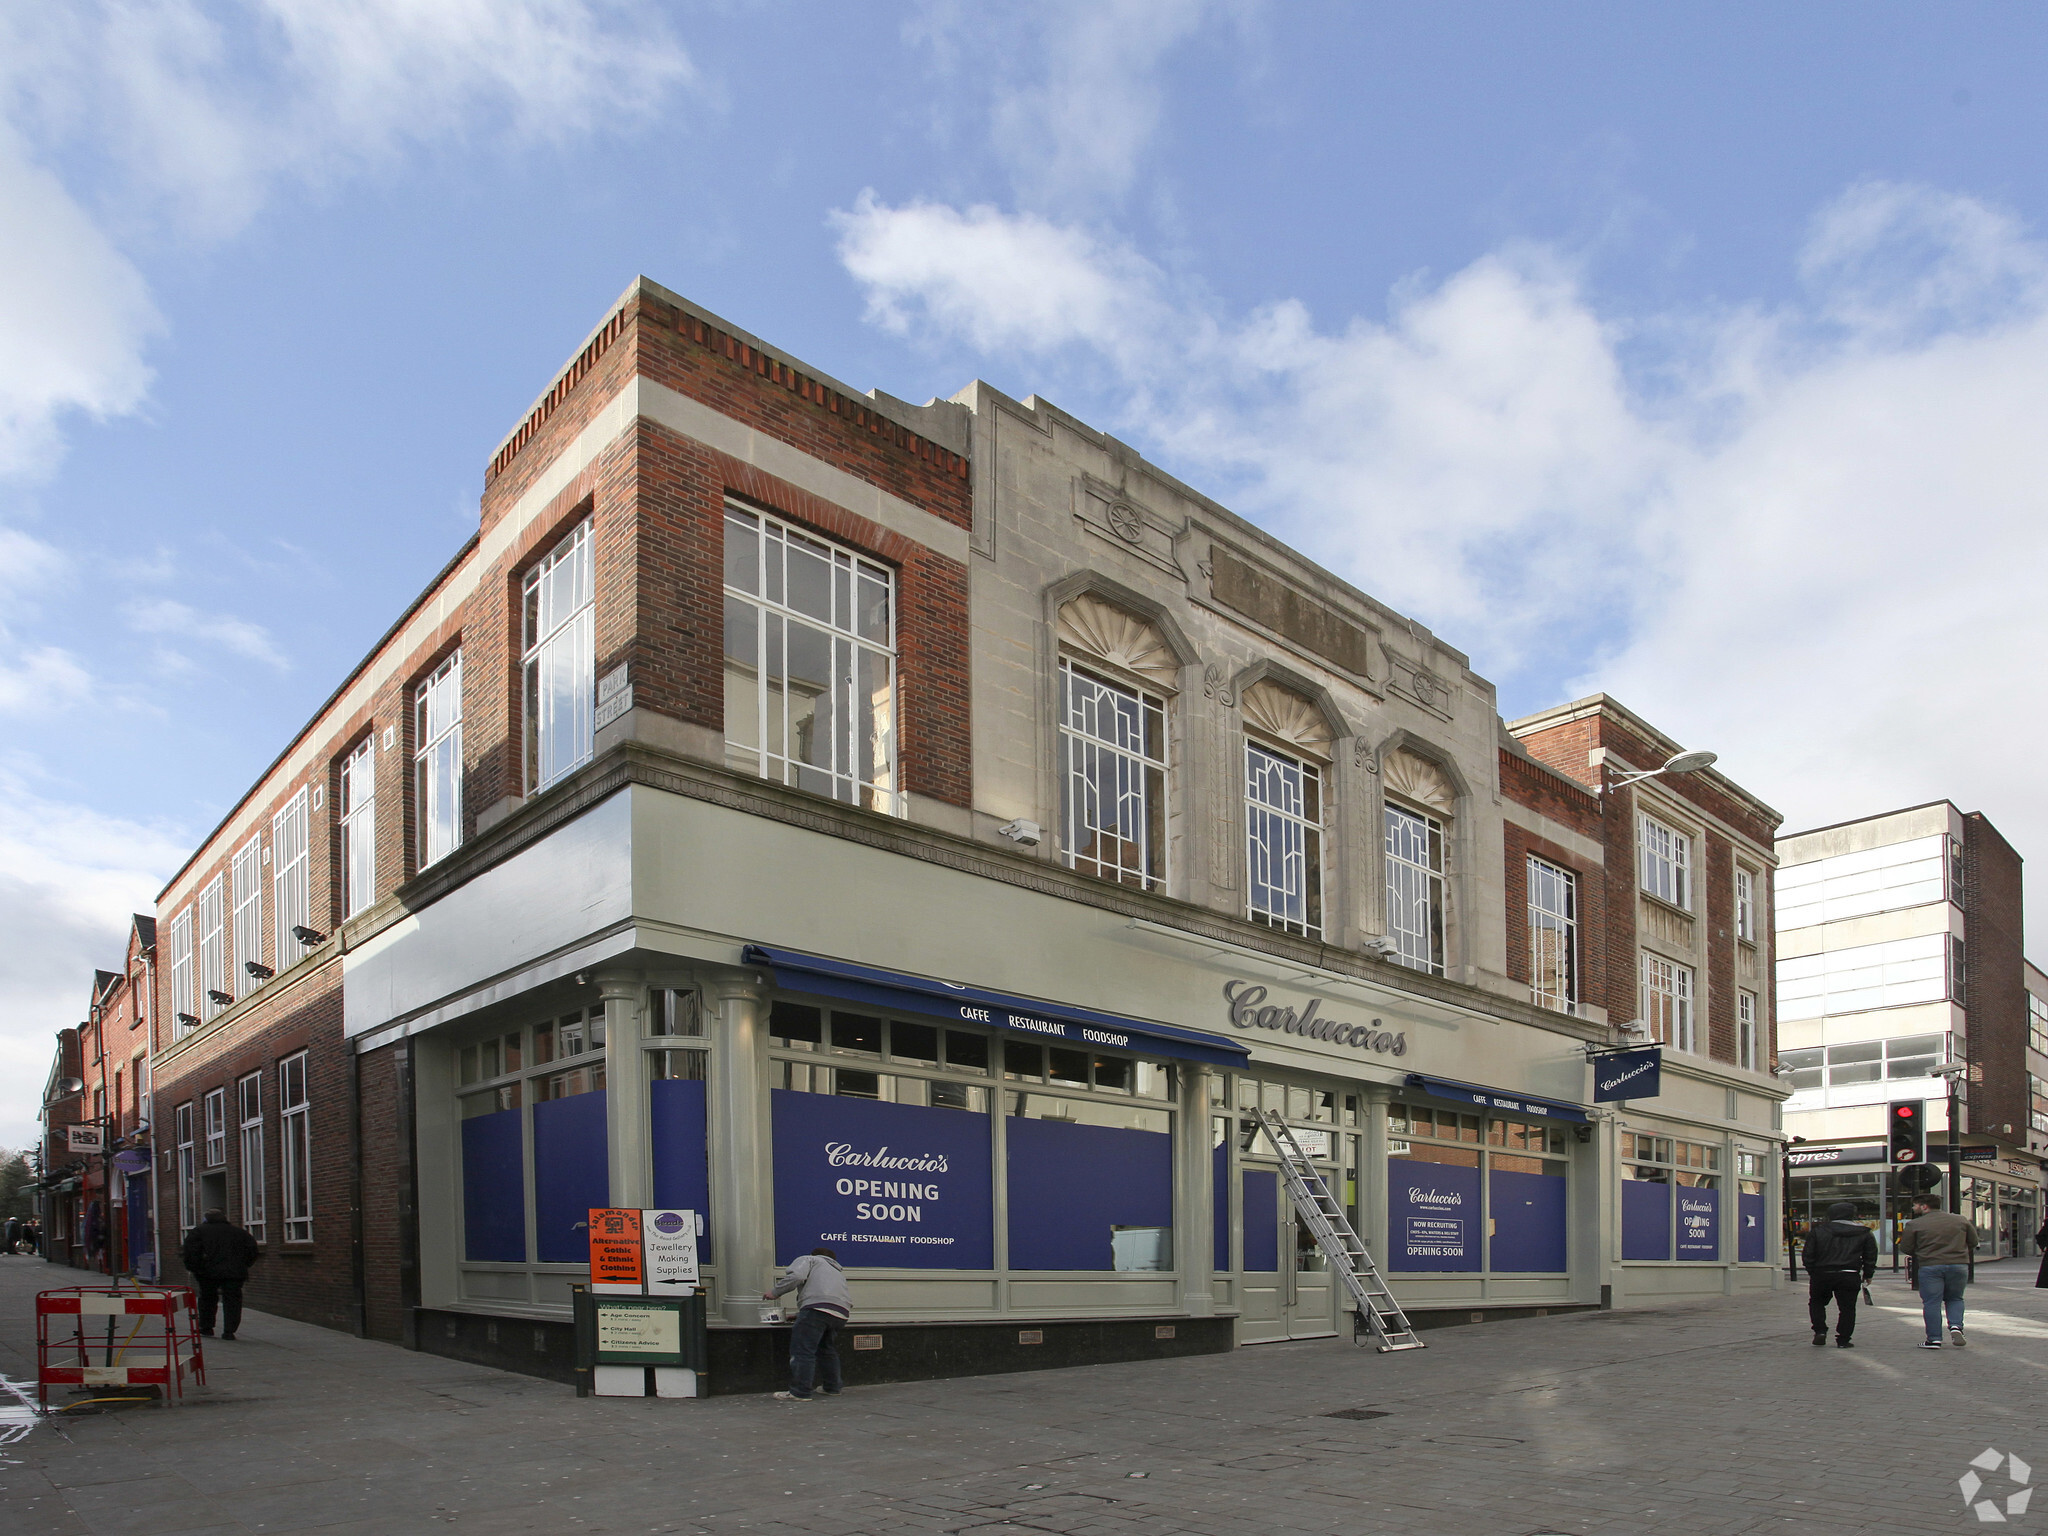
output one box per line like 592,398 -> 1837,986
1251,1108 -> 1425,1353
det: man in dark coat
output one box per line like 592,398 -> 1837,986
1802,1200 -> 1877,1347
180,1209 -> 261,1339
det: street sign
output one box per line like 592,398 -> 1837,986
642,1209 -> 700,1288
587,1208 -> 644,1292
66,1125 -> 103,1154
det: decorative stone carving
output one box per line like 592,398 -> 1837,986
1383,748 -> 1456,813
1202,663 -> 1235,706
1106,501 -> 1145,543
1058,593 -> 1181,688
1239,679 -> 1332,759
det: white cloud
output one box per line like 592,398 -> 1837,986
0,769 -> 187,1147
837,182 -> 2048,952
126,597 -> 289,671
0,646 -> 93,714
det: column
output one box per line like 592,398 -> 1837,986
1178,1065 -> 1215,1317
709,976 -> 772,1327
601,973 -> 650,1210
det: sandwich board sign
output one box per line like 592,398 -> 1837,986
587,1208 -> 645,1294
588,1207 -> 699,1294
643,1209 -> 700,1289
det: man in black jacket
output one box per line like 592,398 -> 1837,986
1803,1200 -> 1878,1347
180,1209 -> 261,1339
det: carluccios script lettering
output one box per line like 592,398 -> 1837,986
1222,980 -> 1407,1056
824,1143 -> 947,1224
1599,1057 -> 1657,1092
1408,1187 -> 1462,1205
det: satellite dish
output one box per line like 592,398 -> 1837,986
53,1077 -> 84,1097
1663,750 -> 1718,774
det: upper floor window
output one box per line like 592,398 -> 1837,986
1384,802 -> 1446,976
1949,837 -> 1966,907
203,1086 -> 227,1168
416,650 -> 464,869
1058,659 -> 1167,892
1527,856 -> 1577,1014
273,788 -> 312,966
523,519 -> 595,794
1638,813 -> 1691,910
2029,992 -> 2048,1057
231,836 -> 263,997
1737,991 -> 1759,1071
169,907 -> 195,1033
1735,866 -> 1757,943
197,875 -> 227,1021
340,739 -> 376,920
1949,935 -> 1968,1003
722,505 -> 898,813
1641,951 -> 1695,1052
1245,740 -> 1322,938
238,1072 -> 265,1243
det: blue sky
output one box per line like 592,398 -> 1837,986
4,2 -> 2048,1145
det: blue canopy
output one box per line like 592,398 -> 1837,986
742,944 -> 1250,1068
1403,1073 -> 1590,1124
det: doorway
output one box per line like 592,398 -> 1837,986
1238,1127 -> 1342,1343
198,1170 -> 227,1222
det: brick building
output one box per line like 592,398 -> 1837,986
121,278 -> 1789,1390
1776,803 -> 2047,1258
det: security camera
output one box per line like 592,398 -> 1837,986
996,819 -> 1042,846
1931,1061 -> 1969,1080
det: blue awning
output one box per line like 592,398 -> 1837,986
1404,1073 -> 1590,1125
742,945 -> 1250,1068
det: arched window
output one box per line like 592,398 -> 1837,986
1241,681 -> 1332,938
1383,749 -> 1454,975
1056,594 -> 1177,892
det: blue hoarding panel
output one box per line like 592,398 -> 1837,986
1212,1139 -> 1230,1272
1389,1159 -> 1481,1271
1008,1116 -> 1172,1271
1622,1178 -> 1672,1260
1738,1190 -> 1766,1262
533,1090 -> 609,1264
461,1107 -> 527,1262
650,1077 -> 711,1260
1242,1169 -> 1279,1272
1488,1167 -> 1568,1272
1676,1185 -> 1721,1260
772,1091 -> 994,1269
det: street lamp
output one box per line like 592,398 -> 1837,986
1932,1060 -> 1969,1217
1605,748 -> 1719,791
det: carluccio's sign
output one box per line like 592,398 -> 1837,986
1222,980 -> 1408,1058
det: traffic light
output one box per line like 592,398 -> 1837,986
1889,1100 -> 1926,1164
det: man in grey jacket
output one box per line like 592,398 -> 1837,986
765,1247 -> 851,1400
1900,1195 -> 1979,1348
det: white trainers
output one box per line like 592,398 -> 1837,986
772,1390 -> 812,1402
1950,1328 -> 1968,1347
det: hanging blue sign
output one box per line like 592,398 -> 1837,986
771,1091 -> 994,1269
1593,1046 -> 1662,1102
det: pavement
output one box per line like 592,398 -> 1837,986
5,1253 -> 2048,1536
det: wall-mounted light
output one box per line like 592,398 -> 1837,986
1361,935 -> 1399,960
206,990 -> 234,1008
175,1013 -> 200,1030
292,925 -> 327,947
1605,748 -> 1719,793
244,962 -> 274,981
996,819 -> 1041,846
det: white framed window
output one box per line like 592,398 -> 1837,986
1384,802 -> 1446,976
280,1051 -> 312,1242
1949,935 -> 1968,1003
2030,992 -> 2048,1057
273,788 -> 311,966
197,876 -> 227,1021
175,1101 -> 196,1233
231,836 -> 263,997
1527,856 -> 1577,1014
1735,866 -> 1757,943
1738,991 -> 1758,1071
722,505 -> 899,814
203,1086 -> 227,1169
415,650 -> 464,869
1245,740 -> 1322,938
1949,837 -> 1966,907
169,908 -> 195,1033
238,1072 -> 265,1243
523,518 -> 595,794
1058,659 -> 1168,891
1638,813 -> 1692,910
340,739 -> 376,919
1641,952 -> 1695,1052
1781,1033 -> 1946,1093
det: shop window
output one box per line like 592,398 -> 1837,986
1058,659 -> 1168,892
723,504 -> 899,814
1385,1102 -> 1569,1274
770,1000 -> 823,1047
1008,1097 -> 1172,1271
534,1007 -> 604,1063
1384,802 -> 1446,975
944,1030 -> 989,1072
650,988 -> 703,1037
1622,1131 -> 1722,1262
891,1021 -> 939,1063
1004,1040 -> 1043,1080
523,518 -> 595,795
830,1013 -> 882,1056
1245,740 -> 1323,938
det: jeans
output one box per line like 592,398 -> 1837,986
196,1277 -> 244,1336
788,1307 -> 844,1398
1917,1263 -> 1968,1340
1807,1272 -> 1862,1339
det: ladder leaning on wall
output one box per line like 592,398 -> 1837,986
1251,1108 -> 1425,1354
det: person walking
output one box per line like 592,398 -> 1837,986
3,1216 -> 20,1254
764,1247 -> 851,1401
2034,1217 -> 2048,1289
1802,1200 -> 1877,1347
180,1209 -> 261,1339
1900,1194 -> 1978,1348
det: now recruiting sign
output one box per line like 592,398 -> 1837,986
771,1091 -> 995,1269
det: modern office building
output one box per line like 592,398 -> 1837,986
120,279 -> 1789,1389
1777,803 -> 2044,1258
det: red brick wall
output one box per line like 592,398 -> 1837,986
1962,814 -> 2026,1135
357,1039 -> 413,1343
1515,716 -> 1598,792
